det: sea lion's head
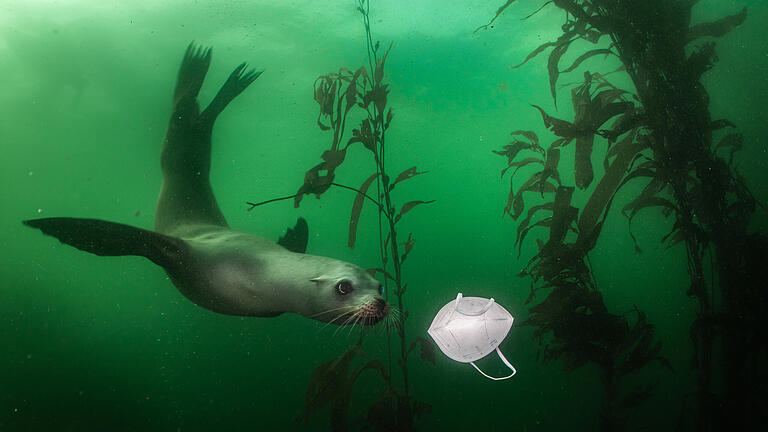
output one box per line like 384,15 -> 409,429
305,260 -> 390,326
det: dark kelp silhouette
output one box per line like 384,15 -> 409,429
482,0 -> 766,431
291,1 -> 433,430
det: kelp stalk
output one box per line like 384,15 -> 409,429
487,0 -> 766,430
292,1 -> 434,429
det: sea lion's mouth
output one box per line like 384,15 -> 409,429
357,299 -> 390,326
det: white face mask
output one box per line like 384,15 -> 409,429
427,293 -> 517,381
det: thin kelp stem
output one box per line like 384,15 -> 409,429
330,183 -> 385,214
246,194 -> 296,210
294,1 -> 431,429
358,0 -> 411,401
247,183 -> 382,213
359,0 -> 394,391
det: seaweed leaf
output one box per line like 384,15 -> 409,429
503,175 -> 517,218
588,101 -> 634,130
541,146 -> 561,185
560,48 -> 613,74
714,133 -> 743,165
394,200 -> 436,224
493,141 -> 541,165
593,88 -> 629,107
390,166 -> 428,190
605,128 -> 639,168
601,107 -> 645,142
317,117 -> 331,131
687,7 -> 747,43
583,29 -> 602,44
614,162 -> 656,192
296,346 -> 360,425
578,132 -> 642,241
368,267 -> 395,281
295,162 -> 336,207
510,129 -> 541,147
511,40 -> 560,69
532,104 -> 580,138
548,186 -> 578,246
408,337 -> 436,365
517,200 -> 555,254
344,70 -> 361,115
349,173 -> 380,249
506,171 -> 557,220
574,135 -> 595,189
354,360 -> 389,382
710,118 -> 736,131
374,42 -> 393,84
548,41 -> 572,106
400,233 -> 415,264
626,196 -> 677,223
621,176 -> 668,252
500,156 -> 544,179
474,0 -> 519,33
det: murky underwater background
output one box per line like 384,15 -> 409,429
1,0 -> 766,430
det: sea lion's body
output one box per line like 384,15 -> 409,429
159,223 -> 375,320
24,44 -> 388,325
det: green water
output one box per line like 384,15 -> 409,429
2,0 -> 766,430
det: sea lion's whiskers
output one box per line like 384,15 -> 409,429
385,316 -> 396,331
314,306 -> 356,329
347,312 -> 363,337
318,306 -> 358,332
347,313 -> 363,337
384,306 -> 403,329
334,311 -> 360,336
308,305 -> 355,319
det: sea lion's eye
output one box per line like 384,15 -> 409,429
377,283 -> 383,295
336,280 -> 354,295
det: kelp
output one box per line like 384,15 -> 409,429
517,187 -> 672,414
484,0 -> 764,430
293,1 -> 433,430
296,343 -> 387,431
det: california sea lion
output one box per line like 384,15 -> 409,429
23,43 -> 389,326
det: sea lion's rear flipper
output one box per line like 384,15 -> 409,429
23,218 -> 186,269
277,218 -> 309,254
172,43 -> 211,109
156,43 -> 261,234
201,62 -> 262,125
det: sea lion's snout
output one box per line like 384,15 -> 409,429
359,298 -> 390,325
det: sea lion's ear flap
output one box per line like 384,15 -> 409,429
277,217 -> 308,254
310,275 -> 335,286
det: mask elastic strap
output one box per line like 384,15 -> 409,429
455,293 -> 496,316
469,347 -> 517,381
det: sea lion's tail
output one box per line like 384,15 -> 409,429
23,217 -> 186,269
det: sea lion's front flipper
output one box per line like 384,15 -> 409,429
277,217 -> 309,254
23,218 -> 186,269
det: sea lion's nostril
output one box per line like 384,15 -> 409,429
374,298 -> 386,309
